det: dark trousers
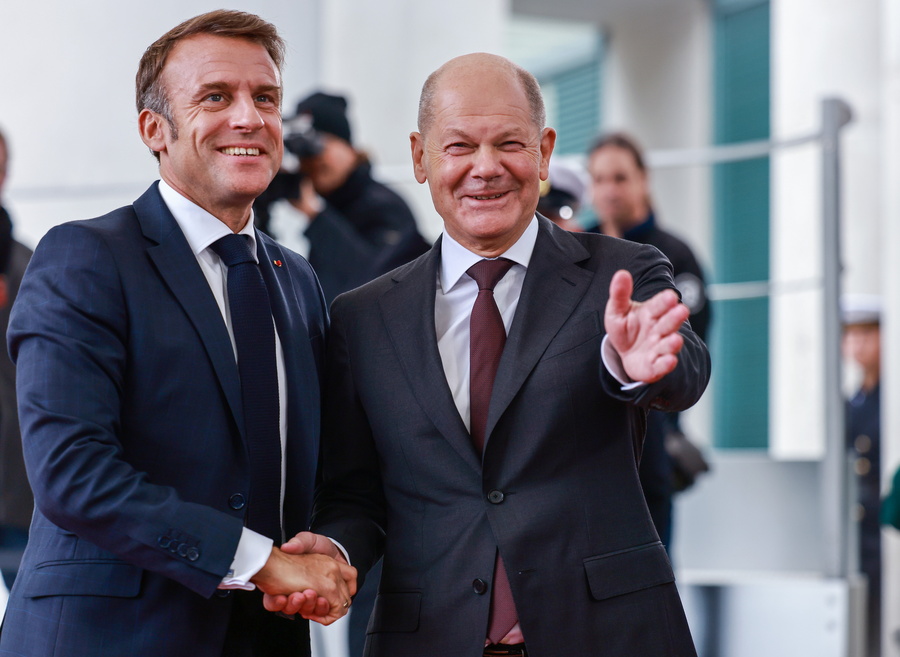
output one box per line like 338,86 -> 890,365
222,589 -> 311,657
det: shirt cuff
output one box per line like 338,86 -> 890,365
328,538 -> 351,565
601,335 -> 647,391
219,527 -> 273,590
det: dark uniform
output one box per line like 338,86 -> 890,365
304,161 -> 429,304
617,210 -> 710,549
847,382 -> 881,657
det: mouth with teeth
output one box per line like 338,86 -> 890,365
221,147 -> 261,156
469,192 -> 506,200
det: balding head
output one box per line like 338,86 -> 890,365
417,53 -> 546,136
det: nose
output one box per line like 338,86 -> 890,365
470,146 -> 504,180
230,93 -> 265,132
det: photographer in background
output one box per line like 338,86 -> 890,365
0,127 -> 30,590
256,91 -> 429,304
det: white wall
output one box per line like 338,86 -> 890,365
770,0 -> 883,459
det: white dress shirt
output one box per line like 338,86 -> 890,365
158,180 -> 284,590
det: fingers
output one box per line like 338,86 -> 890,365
340,563 -> 358,597
606,270 -> 635,318
263,592 -> 289,613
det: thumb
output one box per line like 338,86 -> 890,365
607,270 -> 634,318
280,531 -> 317,554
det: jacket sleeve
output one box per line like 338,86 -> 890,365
599,242 -> 711,414
8,223 -> 243,598
309,291 -> 386,582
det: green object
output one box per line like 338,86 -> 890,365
881,466 -> 900,530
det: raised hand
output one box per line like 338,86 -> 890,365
261,532 -> 355,623
252,542 -> 357,625
604,269 -> 689,384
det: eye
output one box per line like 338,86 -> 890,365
499,141 -> 524,151
255,94 -> 275,104
446,143 -> 472,154
205,93 -> 224,103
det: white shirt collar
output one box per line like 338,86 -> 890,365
439,215 -> 538,294
157,179 -> 258,262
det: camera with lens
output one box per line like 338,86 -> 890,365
282,112 -> 325,160
253,113 -> 325,232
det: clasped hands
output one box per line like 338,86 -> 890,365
251,531 -> 357,625
604,270 -> 690,384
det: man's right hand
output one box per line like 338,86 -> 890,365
252,543 -> 357,625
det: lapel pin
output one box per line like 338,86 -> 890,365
273,259 -> 283,267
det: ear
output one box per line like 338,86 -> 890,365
538,127 -> 557,181
138,109 -> 169,155
410,131 -> 428,184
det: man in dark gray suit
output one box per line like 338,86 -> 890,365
269,52 -> 709,656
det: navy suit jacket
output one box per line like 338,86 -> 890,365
312,217 -> 708,656
0,183 -> 327,656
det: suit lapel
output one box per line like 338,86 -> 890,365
485,218 -> 593,444
378,242 -> 481,473
256,233 -> 322,434
135,184 -> 244,432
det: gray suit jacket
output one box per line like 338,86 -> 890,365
313,216 -> 709,656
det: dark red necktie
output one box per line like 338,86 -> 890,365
467,258 -> 518,643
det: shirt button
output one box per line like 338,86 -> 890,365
473,578 -> 488,595
229,493 -> 246,510
487,490 -> 505,504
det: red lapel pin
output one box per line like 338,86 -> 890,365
273,259 -> 283,267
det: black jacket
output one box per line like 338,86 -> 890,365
305,162 -> 429,304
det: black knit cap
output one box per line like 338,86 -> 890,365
292,91 -> 352,144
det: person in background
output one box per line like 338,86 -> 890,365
587,131 -> 711,551
268,52 -> 709,656
261,91 -> 430,304
536,158 -> 589,231
0,11 -> 355,657
841,294 -> 882,657
0,126 -> 29,590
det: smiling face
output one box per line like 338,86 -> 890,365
138,33 -> 283,230
410,55 -> 555,257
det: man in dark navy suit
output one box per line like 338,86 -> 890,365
0,10 -> 354,657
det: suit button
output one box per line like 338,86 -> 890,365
473,579 -> 488,595
487,490 -> 505,504
157,535 -> 171,549
177,543 -> 189,557
229,493 -> 246,510
186,547 -> 200,562
215,589 -> 232,598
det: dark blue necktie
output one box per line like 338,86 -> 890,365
211,233 -> 282,541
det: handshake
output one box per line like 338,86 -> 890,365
251,531 -> 358,625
